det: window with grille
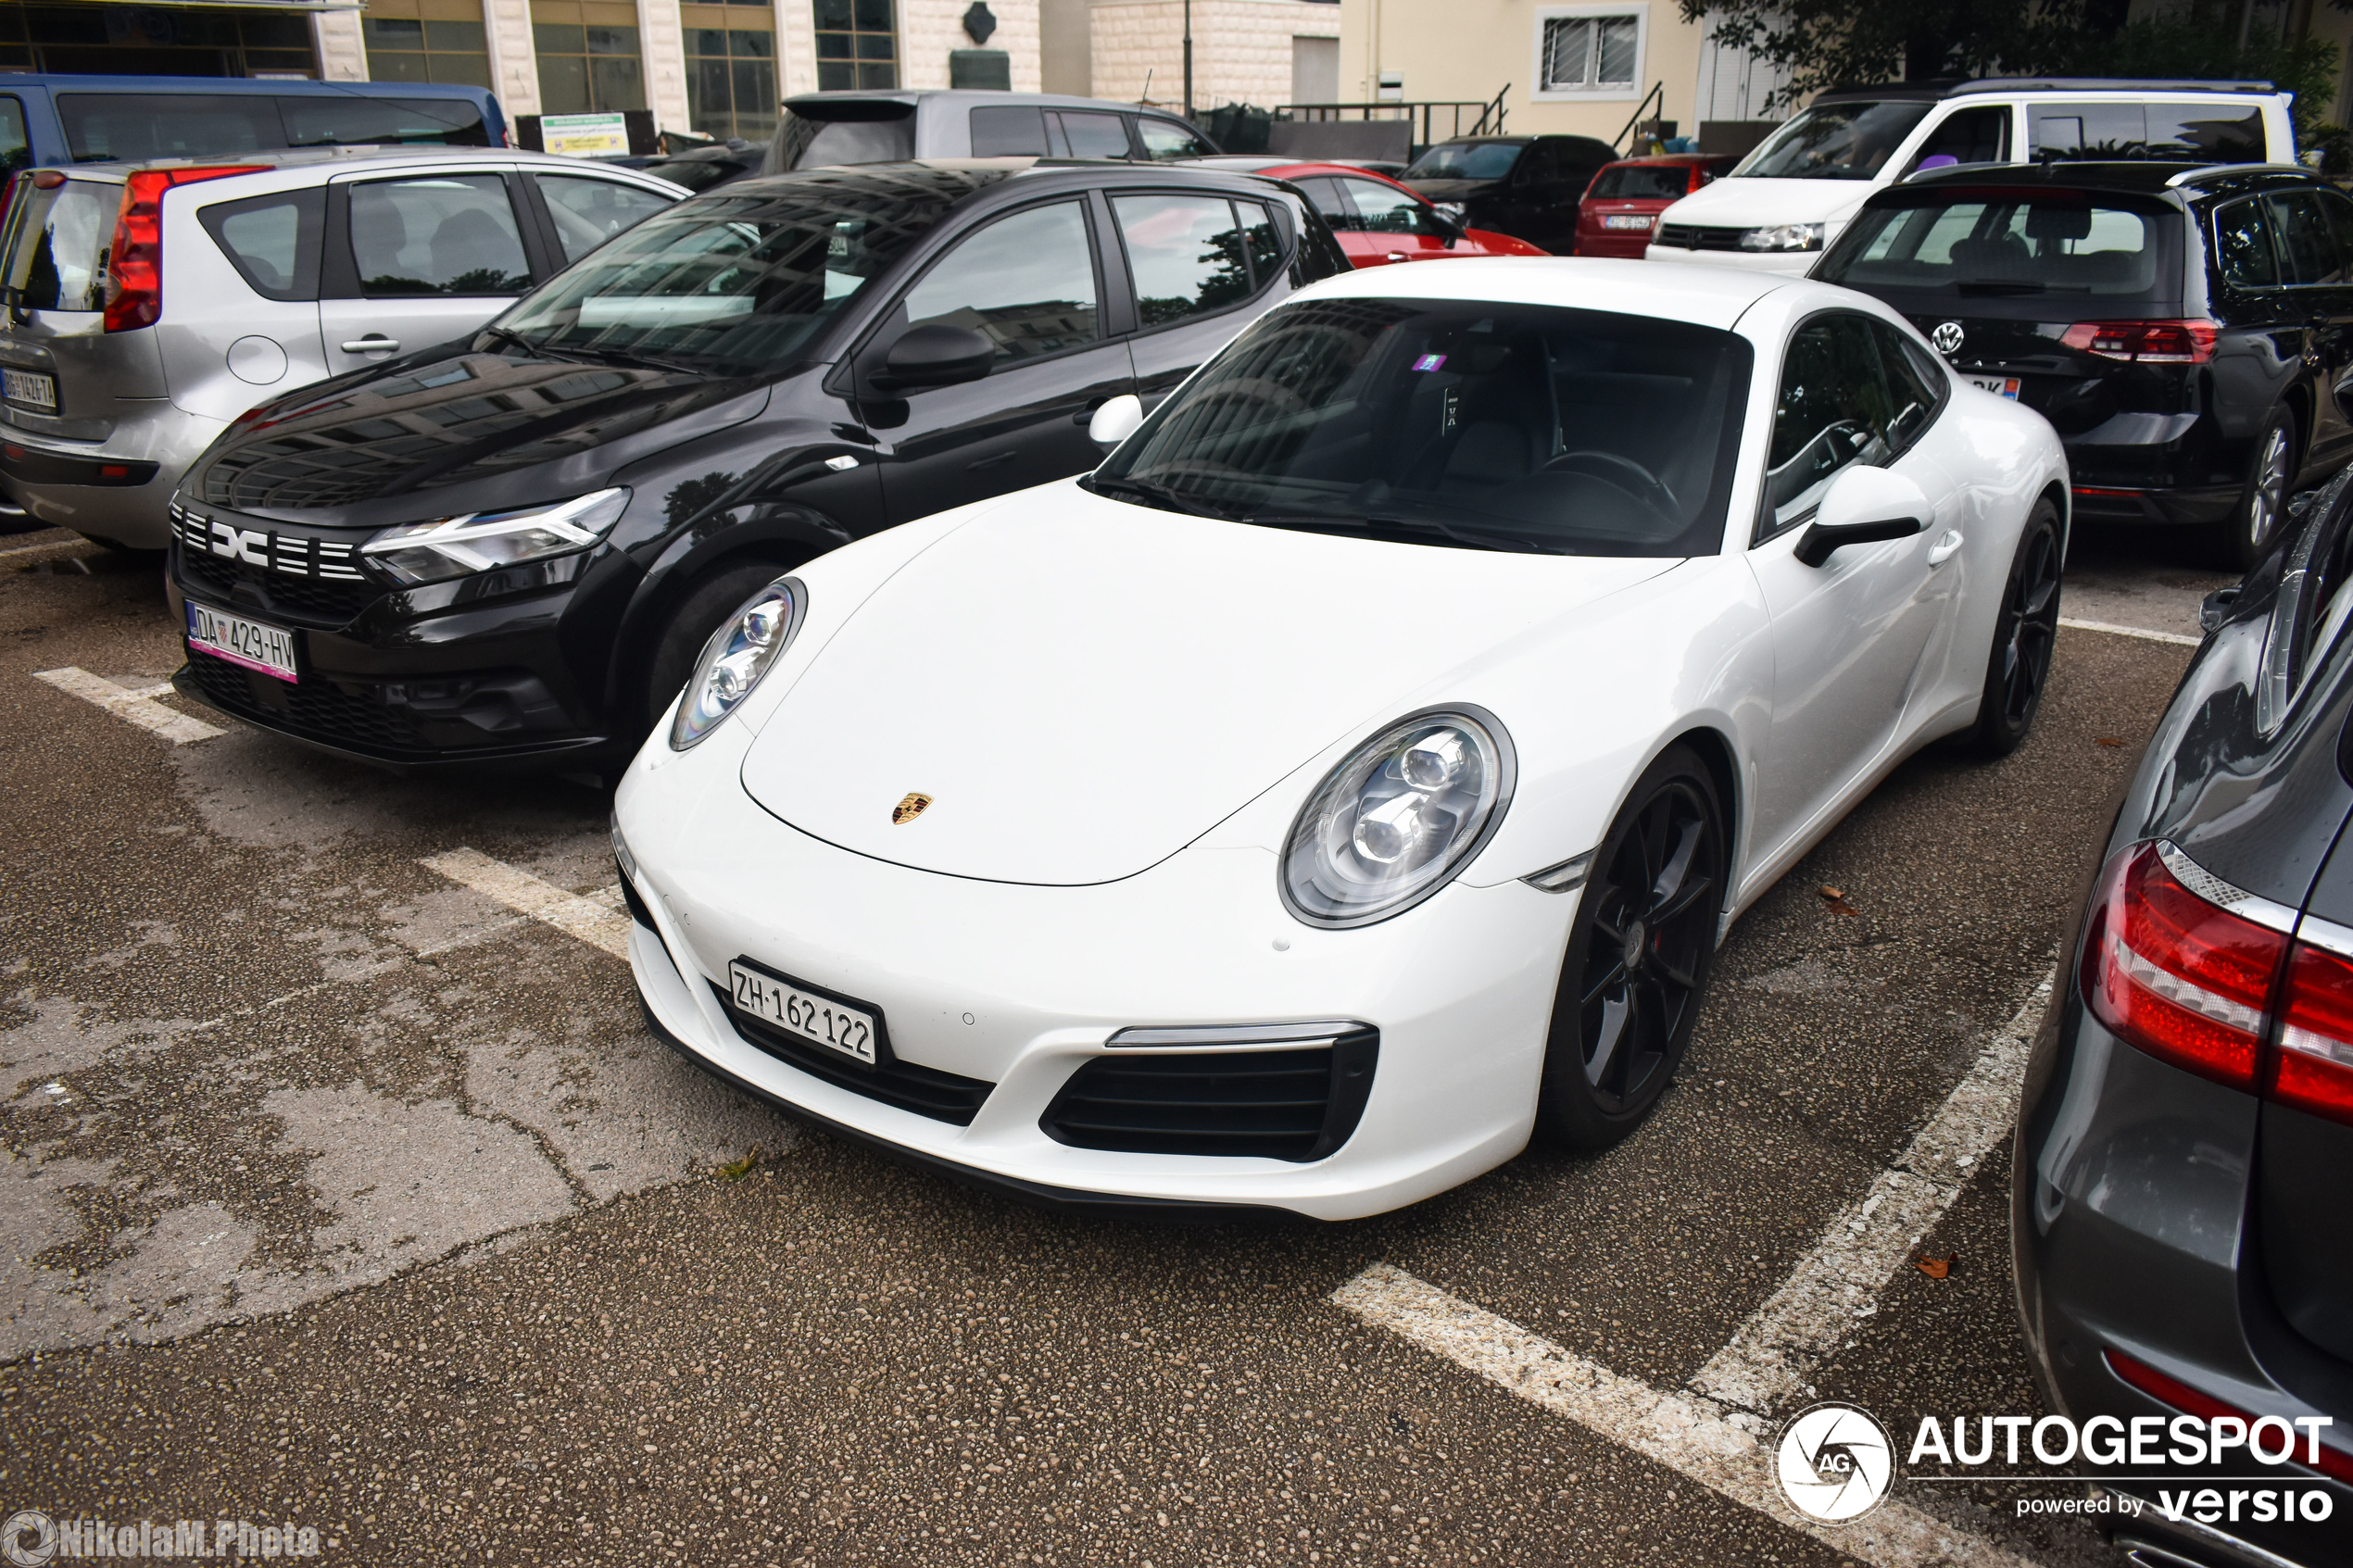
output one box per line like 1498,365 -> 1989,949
814,0 -> 897,91
683,1 -> 776,141
1539,10 -> 1640,94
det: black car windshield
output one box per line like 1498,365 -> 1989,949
1405,142 -> 1523,182
1818,191 -> 2176,299
1090,298 -> 1751,558
1734,102 -> 1932,180
489,168 -> 996,374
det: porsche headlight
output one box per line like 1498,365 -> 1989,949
669,576 -> 802,750
1281,708 -> 1515,927
361,488 -> 631,586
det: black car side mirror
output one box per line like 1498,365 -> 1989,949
2199,585 -> 2240,633
1427,206 -> 1464,248
878,324 -> 996,390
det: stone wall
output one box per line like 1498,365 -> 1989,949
1090,0 -> 1340,111
900,0 -> 1043,92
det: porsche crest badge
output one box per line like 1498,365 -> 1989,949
892,792 -> 933,825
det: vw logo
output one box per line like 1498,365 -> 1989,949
1930,320 -> 1965,357
1775,1402 -> 1895,1523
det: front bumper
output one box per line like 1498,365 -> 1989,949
0,405 -> 225,549
612,728 -> 1576,1221
1641,243 -> 1818,274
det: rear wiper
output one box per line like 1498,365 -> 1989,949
1953,279 -> 2086,295
1083,474 -> 1236,519
1246,510 -> 1533,553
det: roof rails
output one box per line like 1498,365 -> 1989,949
2164,161 -> 2313,186
1816,77 -> 2280,103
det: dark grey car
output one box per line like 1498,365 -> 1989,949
2016,474 -> 2353,1565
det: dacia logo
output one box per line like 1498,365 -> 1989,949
892,792 -> 932,825
208,519 -> 270,566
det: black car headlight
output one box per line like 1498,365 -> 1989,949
1281,707 -> 1515,928
669,576 -> 803,750
360,488 -> 631,586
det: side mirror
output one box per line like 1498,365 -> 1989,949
1427,206 -> 1464,249
1793,465 -> 1931,567
879,323 -> 995,390
1088,393 -> 1144,447
2199,585 -> 2240,634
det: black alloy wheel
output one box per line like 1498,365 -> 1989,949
1536,743 -> 1726,1152
1963,497 -> 2062,759
2229,409 -> 2296,570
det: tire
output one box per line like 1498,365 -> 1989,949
1534,743 -> 1727,1153
1960,498 -> 2062,759
640,560 -> 794,736
2221,408 -> 2296,571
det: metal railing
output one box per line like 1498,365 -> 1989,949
1613,82 -> 1666,153
1272,86 -> 1509,146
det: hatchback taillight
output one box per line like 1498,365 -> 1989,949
2274,942 -> 2353,1125
101,164 -> 264,333
2060,319 -> 2219,364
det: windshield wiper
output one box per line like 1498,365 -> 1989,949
561,343 -> 705,376
1083,474 -> 1237,519
1245,510 -> 1535,554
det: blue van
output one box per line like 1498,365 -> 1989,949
0,76 -> 507,177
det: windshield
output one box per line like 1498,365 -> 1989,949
1404,142 -> 1523,182
1733,102 -> 1932,181
489,169 -> 992,375
1587,164 -> 1692,201
770,107 -> 916,171
639,156 -> 748,193
1091,298 -> 1751,558
1818,194 -> 2175,300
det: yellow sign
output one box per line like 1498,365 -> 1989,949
542,113 -> 628,157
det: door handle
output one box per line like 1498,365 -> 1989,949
341,335 -> 399,354
1926,529 -> 1964,566
965,450 -> 1016,472
1386,252 -> 1409,263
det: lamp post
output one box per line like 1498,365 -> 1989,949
1183,0 -> 1193,118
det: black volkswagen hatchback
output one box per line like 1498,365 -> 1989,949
164,160 -> 1345,769
1816,160 -> 2353,566
2015,469 -> 2353,1566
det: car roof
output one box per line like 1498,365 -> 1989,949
1817,76 -> 2278,105
781,90 -> 1196,116
1887,158 -> 2317,200
1596,154 -> 1734,168
0,74 -> 495,100
706,157 -> 1294,205
44,145 -> 673,181
1293,255 -> 1796,330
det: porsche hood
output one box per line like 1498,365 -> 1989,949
738,490 -> 1676,885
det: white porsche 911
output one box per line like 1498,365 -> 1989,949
610,258 -> 2066,1220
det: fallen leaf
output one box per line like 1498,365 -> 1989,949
1818,885 -> 1860,915
1818,885 -> 1843,899
718,1146 -> 761,1181
2095,736 -> 2125,747
1915,1251 -> 1955,1280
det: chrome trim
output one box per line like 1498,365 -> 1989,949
2295,909 -> 2353,960
1106,1021 -> 1368,1050
2156,840 -> 2300,935
170,499 -> 365,583
1522,849 -> 1595,893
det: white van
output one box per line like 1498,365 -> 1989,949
1645,78 -> 2296,273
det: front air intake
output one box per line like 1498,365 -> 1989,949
1039,1022 -> 1378,1161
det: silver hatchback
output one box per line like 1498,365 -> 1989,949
0,146 -> 684,548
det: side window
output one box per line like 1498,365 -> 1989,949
1296,176 -> 1353,229
1112,194 -> 1254,328
1137,118 -> 1212,160
200,187 -> 326,302
2032,103 -> 2145,161
1340,178 -> 1434,236
2266,192 -> 2343,287
1239,201 -> 1284,280
536,174 -> 673,264
0,96 -> 26,178
1904,105 -> 2008,175
2147,104 -> 2265,163
349,175 -> 532,296
1762,314 -> 1894,536
1051,111 -> 1130,160
2321,190 -> 2353,274
2215,196 -> 2280,290
1874,320 -> 1944,450
900,200 -> 1100,368
969,104 -> 1048,157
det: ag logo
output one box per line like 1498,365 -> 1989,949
1930,320 -> 1965,357
2,1510 -> 57,1568
1774,1402 -> 1894,1523
892,792 -> 933,825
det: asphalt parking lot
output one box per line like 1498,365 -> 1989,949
0,522 -> 2242,1566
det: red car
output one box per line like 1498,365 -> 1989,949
1572,154 -> 1739,258
1259,161 -> 1549,267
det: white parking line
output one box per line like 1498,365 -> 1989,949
2057,616 -> 2201,648
1335,1264 -> 2036,1568
420,847 -> 631,960
33,666 -> 226,745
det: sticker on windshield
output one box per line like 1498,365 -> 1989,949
1412,354 -> 1447,372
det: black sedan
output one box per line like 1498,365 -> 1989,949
1816,161 -> 2353,567
2014,469 -> 2353,1566
163,160 -> 1348,771
1400,133 -> 1618,255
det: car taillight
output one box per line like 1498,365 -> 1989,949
102,165 -> 264,333
2082,841 -> 2285,1088
2107,1348 -> 2353,1484
2060,319 -> 2218,364
2273,940 -> 2353,1125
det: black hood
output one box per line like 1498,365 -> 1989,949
182,346 -> 772,527
1405,177 -> 1499,203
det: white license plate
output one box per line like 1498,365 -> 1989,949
3,367 -> 56,410
729,961 -> 878,1066
185,600 -> 298,683
1969,375 -> 2021,399
1603,214 -> 1654,231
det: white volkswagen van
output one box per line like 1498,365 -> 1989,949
1645,78 -> 2296,273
